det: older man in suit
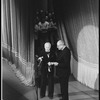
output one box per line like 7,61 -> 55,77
53,40 -> 71,100
38,42 -> 56,99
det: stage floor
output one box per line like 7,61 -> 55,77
36,75 -> 99,100
2,59 -> 99,100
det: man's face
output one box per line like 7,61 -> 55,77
44,43 -> 51,52
57,44 -> 62,50
57,40 -> 64,50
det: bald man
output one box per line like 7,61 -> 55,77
38,42 -> 56,99
54,40 -> 71,100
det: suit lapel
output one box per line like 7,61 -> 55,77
57,48 -> 66,60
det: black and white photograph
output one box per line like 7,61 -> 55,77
1,0 -> 99,100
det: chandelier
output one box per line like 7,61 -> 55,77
34,10 -> 57,32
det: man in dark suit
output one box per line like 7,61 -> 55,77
53,40 -> 71,100
38,42 -> 56,99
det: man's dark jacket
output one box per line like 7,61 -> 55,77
56,47 -> 71,77
39,50 -> 56,74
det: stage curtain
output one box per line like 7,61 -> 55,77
54,0 -> 99,90
2,0 -> 35,86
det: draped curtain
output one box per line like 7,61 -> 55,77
53,0 -> 99,90
2,0 -> 99,90
2,0 -> 57,86
2,0 -> 36,86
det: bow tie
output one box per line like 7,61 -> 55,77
46,52 -> 50,54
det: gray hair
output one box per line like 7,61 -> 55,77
57,40 -> 64,46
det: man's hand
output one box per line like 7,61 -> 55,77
48,62 -> 51,66
53,62 -> 59,66
38,56 -> 43,61
48,62 -> 59,66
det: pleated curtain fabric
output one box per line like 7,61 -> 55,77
54,0 -> 99,90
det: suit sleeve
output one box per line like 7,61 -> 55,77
58,49 -> 71,69
38,50 -> 44,57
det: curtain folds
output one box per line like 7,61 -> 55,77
57,21 -> 69,48
55,0 -> 99,90
2,0 -> 99,90
2,0 -> 35,86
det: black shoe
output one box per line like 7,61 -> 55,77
57,94 -> 62,97
40,95 -> 45,98
49,96 -> 53,99
59,98 -> 68,100
48,95 -> 53,99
